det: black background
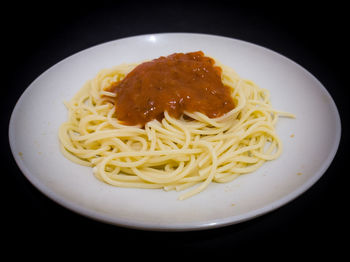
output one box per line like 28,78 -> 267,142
3,0 -> 348,254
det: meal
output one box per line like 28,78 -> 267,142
58,51 -> 294,200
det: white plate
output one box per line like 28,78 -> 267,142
9,33 -> 341,231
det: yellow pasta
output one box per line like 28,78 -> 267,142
58,58 -> 294,200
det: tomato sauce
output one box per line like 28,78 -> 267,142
108,51 -> 235,126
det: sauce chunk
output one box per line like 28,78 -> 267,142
108,51 -> 235,126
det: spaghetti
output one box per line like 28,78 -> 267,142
58,52 -> 294,200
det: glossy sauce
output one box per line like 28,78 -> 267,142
108,51 -> 235,126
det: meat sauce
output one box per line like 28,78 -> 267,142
107,51 -> 235,126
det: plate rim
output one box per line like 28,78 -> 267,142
8,32 -> 342,231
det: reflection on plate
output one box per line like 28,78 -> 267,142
9,33 -> 341,231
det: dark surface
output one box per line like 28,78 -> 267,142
3,1 -> 348,253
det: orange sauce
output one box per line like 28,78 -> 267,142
108,51 -> 235,126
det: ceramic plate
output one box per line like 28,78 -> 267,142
9,33 -> 341,231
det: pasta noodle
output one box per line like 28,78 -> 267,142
58,58 -> 294,200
